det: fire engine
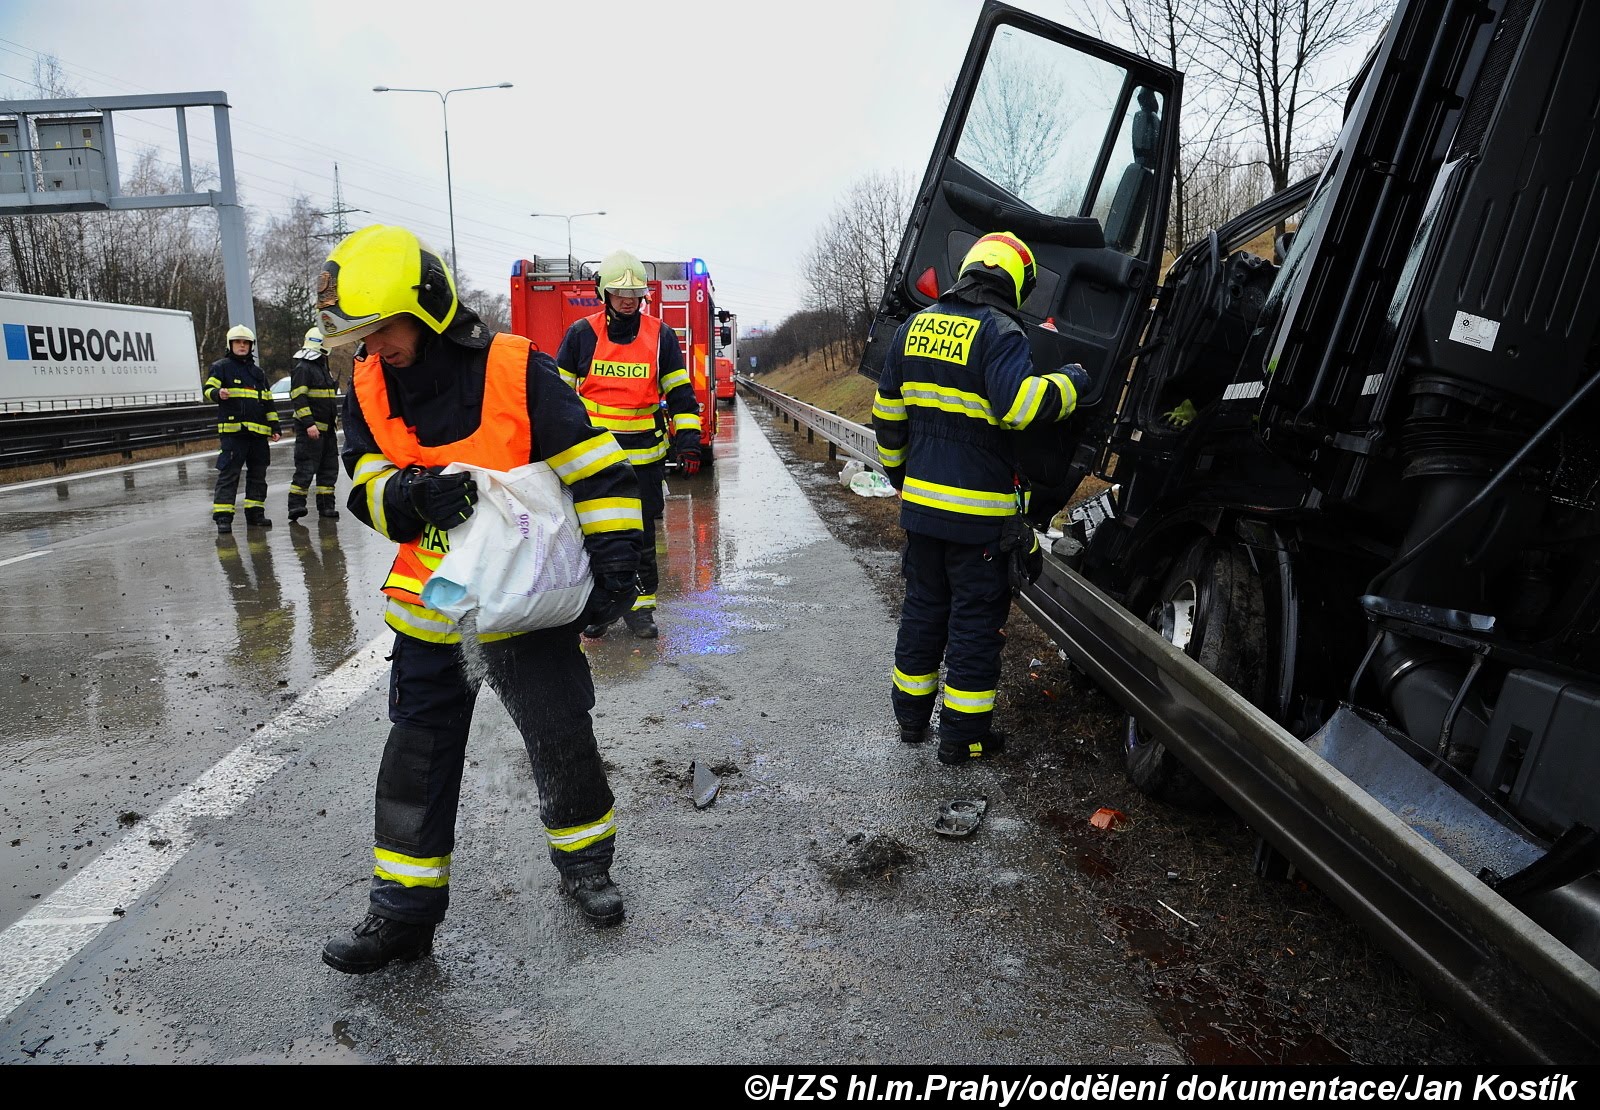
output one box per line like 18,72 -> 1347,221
509,256 -> 724,466
715,310 -> 739,405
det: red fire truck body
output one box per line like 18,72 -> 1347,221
509,257 -> 722,463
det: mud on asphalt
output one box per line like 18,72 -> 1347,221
744,399 -> 1484,1066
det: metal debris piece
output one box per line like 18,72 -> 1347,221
933,797 -> 988,838
690,760 -> 720,809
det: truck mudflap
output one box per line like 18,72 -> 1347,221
1017,554 -> 1600,1062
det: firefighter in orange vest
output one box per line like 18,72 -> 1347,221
314,225 -> 644,974
555,249 -> 703,639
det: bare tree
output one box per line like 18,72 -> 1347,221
800,171 -> 914,368
1069,0 -> 1241,255
1198,0 -> 1388,196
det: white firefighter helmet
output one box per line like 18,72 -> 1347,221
595,249 -> 649,300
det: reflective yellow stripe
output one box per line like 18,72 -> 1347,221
893,666 -> 938,696
373,846 -> 451,888
901,477 -> 1014,517
307,388 -> 338,398
546,808 -> 617,852
549,432 -> 628,483
942,685 -> 996,714
1045,372 -> 1078,417
671,412 -> 702,434
901,382 -> 997,424
632,593 -> 656,610
660,368 -> 691,392
384,599 -> 520,644
625,441 -> 669,465
581,398 -> 659,432
1000,377 -> 1047,429
877,443 -> 906,467
873,392 -> 907,421
575,496 -> 643,533
559,367 -> 579,389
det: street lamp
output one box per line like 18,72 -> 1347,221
373,82 -> 513,275
529,211 -> 606,271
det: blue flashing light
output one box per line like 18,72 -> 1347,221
692,258 -> 706,276
512,259 -> 524,276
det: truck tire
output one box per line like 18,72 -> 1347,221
1124,539 -> 1269,809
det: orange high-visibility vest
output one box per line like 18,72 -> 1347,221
578,311 -> 663,418
354,333 -> 533,607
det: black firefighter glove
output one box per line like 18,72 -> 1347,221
1058,362 -> 1092,415
676,432 -> 703,476
999,514 -> 1043,592
396,465 -> 477,529
582,565 -> 640,627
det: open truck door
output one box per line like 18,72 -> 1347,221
861,0 -> 1180,521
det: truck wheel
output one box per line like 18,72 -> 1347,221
1124,539 -> 1268,809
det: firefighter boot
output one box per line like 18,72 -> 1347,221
937,730 -> 1008,766
900,722 -> 929,745
214,513 -> 233,536
316,493 -> 340,521
623,608 -> 659,639
245,507 -> 273,530
321,912 -> 435,974
582,618 -> 614,639
287,493 -> 309,523
561,871 -> 625,927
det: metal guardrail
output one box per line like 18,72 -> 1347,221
735,376 -> 882,471
738,373 -> 1600,1062
0,402 -> 218,471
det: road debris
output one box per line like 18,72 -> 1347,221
934,797 -> 987,838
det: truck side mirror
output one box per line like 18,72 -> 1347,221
720,326 -> 732,345
717,310 -> 732,324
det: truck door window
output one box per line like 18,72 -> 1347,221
953,25 -> 1144,224
1089,86 -> 1164,255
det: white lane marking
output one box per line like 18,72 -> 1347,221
0,550 -> 50,569
0,630 -> 392,1019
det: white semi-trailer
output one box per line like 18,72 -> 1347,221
0,290 -> 201,411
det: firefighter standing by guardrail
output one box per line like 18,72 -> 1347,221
314,225 -> 645,974
202,324 -> 281,534
285,326 -> 341,524
556,248 -> 703,640
872,232 -> 1086,766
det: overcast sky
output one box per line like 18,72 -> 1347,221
2,0 -> 1114,330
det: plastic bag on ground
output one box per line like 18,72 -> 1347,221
849,468 -> 897,498
419,461 -> 593,634
839,459 -> 866,487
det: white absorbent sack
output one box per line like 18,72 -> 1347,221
419,461 -> 593,634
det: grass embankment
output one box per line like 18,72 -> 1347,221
753,343 -> 875,425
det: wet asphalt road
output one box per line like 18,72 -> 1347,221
0,401 -> 1181,1065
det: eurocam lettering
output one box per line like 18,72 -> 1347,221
3,322 -> 156,363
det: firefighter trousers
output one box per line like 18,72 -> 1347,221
632,459 -> 666,610
367,624 -> 617,925
212,433 -> 270,517
289,430 -> 339,500
891,530 -> 1012,744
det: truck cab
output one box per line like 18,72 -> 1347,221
865,0 -> 1600,1046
